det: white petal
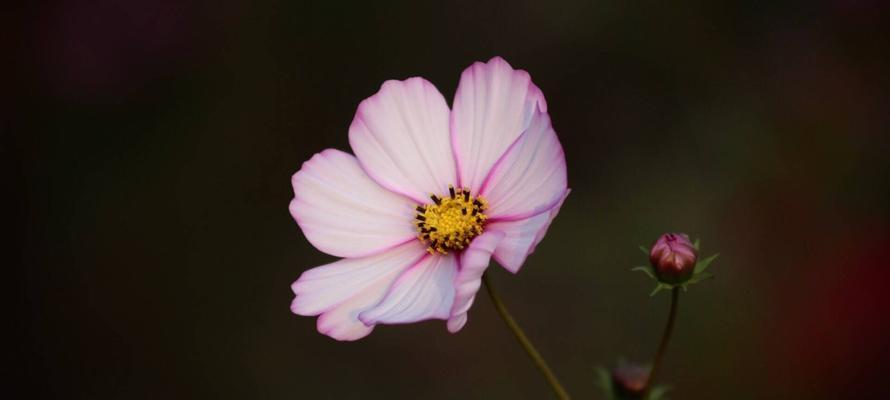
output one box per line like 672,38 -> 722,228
290,149 -> 417,258
447,231 -> 504,332
480,109 -> 567,220
359,253 -> 458,325
451,57 -> 547,193
486,190 -> 567,274
290,241 -> 427,341
349,77 -> 457,203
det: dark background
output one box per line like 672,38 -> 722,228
13,0 -> 890,398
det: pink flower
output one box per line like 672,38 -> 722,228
649,233 -> 698,284
289,57 -> 569,341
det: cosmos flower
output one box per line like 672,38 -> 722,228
649,233 -> 698,284
289,57 -> 569,341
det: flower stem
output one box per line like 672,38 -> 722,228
482,272 -> 570,400
645,287 -> 680,394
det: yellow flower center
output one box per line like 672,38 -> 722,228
415,185 -> 488,254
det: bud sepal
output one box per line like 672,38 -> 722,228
595,361 -> 671,400
633,236 -> 719,296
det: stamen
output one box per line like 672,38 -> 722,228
414,186 -> 488,254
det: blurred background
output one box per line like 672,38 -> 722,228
12,0 -> 890,398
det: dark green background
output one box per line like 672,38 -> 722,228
15,1 -> 889,398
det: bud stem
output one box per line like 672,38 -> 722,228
645,287 -> 680,394
482,272 -> 571,400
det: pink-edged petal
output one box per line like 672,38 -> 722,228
486,190 -> 568,273
289,149 -> 417,258
349,77 -> 456,203
290,240 -> 426,316
447,231 -> 505,333
480,109 -> 567,220
291,240 -> 427,341
314,288 -> 382,341
359,253 -> 458,325
530,189 -> 570,252
451,57 -> 547,193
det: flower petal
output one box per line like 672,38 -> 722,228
291,240 -> 427,341
359,253 -> 458,325
480,109 -> 567,220
349,77 -> 456,203
289,149 -> 417,258
451,57 -> 547,193
314,288 -> 383,341
486,190 -> 568,273
447,231 -> 505,333
529,189 -> 570,252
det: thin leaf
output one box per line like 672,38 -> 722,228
632,266 -> 655,279
687,272 -> 714,284
647,385 -> 671,400
693,238 -> 700,250
639,245 -> 650,255
694,253 -> 720,273
594,366 -> 611,388
649,283 -> 672,297
594,366 -> 616,399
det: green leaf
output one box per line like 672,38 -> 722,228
632,266 -> 655,279
694,253 -> 720,273
594,366 -> 611,388
686,272 -> 714,285
639,245 -> 650,255
594,366 -> 616,399
647,385 -> 671,400
649,283 -> 672,297
693,238 -> 700,250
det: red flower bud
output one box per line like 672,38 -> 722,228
611,364 -> 649,399
649,233 -> 698,284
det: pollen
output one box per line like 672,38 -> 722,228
415,185 -> 488,254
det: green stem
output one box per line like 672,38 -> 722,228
482,272 -> 571,400
645,287 -> 680,394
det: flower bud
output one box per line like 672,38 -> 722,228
649,233 -> 698,284
611,364 -> 649,399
